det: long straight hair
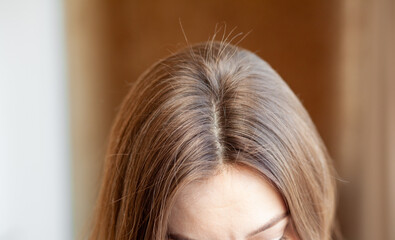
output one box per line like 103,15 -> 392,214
89,40 -> 338,240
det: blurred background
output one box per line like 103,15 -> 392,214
1,0 -> 394,239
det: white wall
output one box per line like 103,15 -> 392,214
0,0 -> 72,239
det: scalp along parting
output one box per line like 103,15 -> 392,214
89,40 -> 338,240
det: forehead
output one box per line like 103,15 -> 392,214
167,165 -> 286,240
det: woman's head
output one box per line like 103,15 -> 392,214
90,41 -> 337,240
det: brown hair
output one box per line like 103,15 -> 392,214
89,40 -> 338,240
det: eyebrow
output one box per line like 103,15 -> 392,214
167,233 -> 196,240
246,211 -> 289,238
167,211 -> 289,240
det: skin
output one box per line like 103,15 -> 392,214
167,164 -> 299,240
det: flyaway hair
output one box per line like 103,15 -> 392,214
89,40 -> 339,240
